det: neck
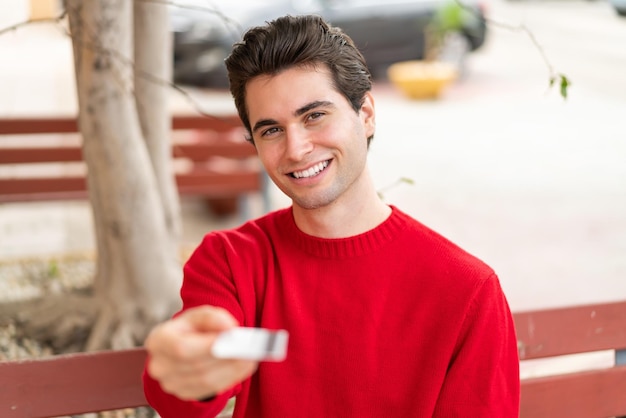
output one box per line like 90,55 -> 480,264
291,168 -> 391,238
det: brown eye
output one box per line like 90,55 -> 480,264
261,127 -> 280,137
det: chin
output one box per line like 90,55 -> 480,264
292,192 -> 339,211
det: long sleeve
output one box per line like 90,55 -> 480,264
142,233 -> 244,418
142,368 -> 232,418
432,274 -> 520,417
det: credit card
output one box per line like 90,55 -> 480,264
212,327 -> 289,362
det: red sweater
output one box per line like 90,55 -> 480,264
143,206 -> 520,417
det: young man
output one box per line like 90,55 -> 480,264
143,15 -> 520,417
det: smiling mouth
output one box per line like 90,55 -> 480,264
290,160 -> 330,179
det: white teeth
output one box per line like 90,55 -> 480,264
292,160 -> 329,179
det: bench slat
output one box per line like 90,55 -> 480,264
520,364 -> 626,418
174,142 -> 255,160
0,115 -> 242,135
0,171 -> 261,203
0,147 -> 83,164
514,300 -> 626,360
0,348 -> 148,417
177,171 -> 262,197
0,143 -> 255,165
0,118 -> 79,134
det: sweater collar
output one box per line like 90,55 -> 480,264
279,205 -> 407,259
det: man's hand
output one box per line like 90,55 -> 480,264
144,305 -> 258,401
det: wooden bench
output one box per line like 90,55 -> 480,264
1,300 -> 625,417
0,348 -> 148,417
0,116 -> 269,218
516,300 -> 626,417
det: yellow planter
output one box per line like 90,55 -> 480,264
387,60 -> 458,99
30,0 -> 60,19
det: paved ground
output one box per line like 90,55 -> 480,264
1,0 -> 625,377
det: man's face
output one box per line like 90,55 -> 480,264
245,65 -> 375,211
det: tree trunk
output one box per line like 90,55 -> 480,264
133,0 -> 182,242
64,0 -> 181,351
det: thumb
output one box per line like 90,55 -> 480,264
181,305 -> 239,333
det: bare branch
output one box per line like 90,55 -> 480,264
454,0 -> 570,99
486,19 -> 556,76
0,3 -> 238,125
377,177 -> 415,201
135,0 -> 244,41
0,11 -> 68,37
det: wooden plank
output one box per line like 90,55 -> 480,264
0,146 -> 84,164
171,114 -> 242,132
514,300 -> 626,360
0,117 -> 78,134
520,364 -> 626,418
173,142 -> 256,160
176,171 -> 261,197
0,115 -> 242,135
0,142 -> 255,164
0,177 -> 87,197
0,189 -> 89,203
0,348 -> 148,417
0,171 -> 261,203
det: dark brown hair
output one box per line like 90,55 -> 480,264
225,14 -> 373,144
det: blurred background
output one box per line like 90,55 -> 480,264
1,0 -> 624,337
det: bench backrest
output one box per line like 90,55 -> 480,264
1,303 -> 625,417
516,300 -> 626,417
0,348 -> 147,417
0,116 -> 263,203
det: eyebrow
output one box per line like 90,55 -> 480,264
251,100 -> 335,134
295,100 -> 334,116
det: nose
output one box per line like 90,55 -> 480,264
284,126 -> 313,161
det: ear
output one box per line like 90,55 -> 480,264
360,91 -> 376,139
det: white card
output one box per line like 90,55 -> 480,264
212,327 -> 289,362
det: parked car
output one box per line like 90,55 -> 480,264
170,0 -> 488,88
609,0 -> 626,16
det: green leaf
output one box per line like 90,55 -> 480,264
548,74 -> 571,100
559,74 -> 571,99
435,0 -> 464,32
47,259 -> 59,278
